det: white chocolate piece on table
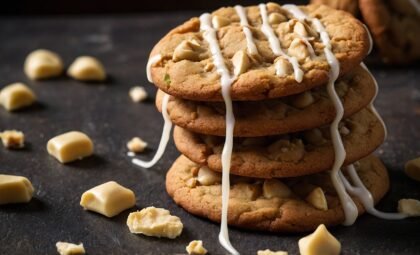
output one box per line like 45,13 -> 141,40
0,130 -> 25,149
56,242 -> 85,255
0,83 -> 36,111
68,56 -> 106,81
299,224 -> 341,255
129,86 -> 148,103
0,174 -> 34,205
80,181 -> 136,217
127,137 -> 148,153
306,187 -> 328,211
24,49 -> 63,80
398,199 -> 420,217
186,240 -> 208,255
127,206 -> 183,239
404,158 -> 420,182
257,249 -> 288,255
47,131 -> 93,163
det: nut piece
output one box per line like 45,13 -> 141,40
306,187 -> 328,211
24,49 -> 63,80
0,83 -> 36,111
258,250 -> 288,255
304,128 -> 326,146
56,242 -> 85,255
129,86 -> 148,103
68,56 -> 106,81
47,131 -> 94,163
268,13 -> 287,25
127,137 -> 148,153
404,157 -> 420,182
80,181 -> 136,217
288,38 -> 310,62
230,183 -> 261,200
127,206 -> 183,239
263,179 -> 292,199
275,57 -> 293,77
299,224 -> 341,255
232,50 -> 250,76
0,174 -> 34,205
186,240 -> 208,255
293,21 -> 308,37
173,39 -> 203,62
212,15 -> 230,29
398,199 -> 420,217
197,166 -> 222,185
291,91 -> 315,109
0,130 -> 25,149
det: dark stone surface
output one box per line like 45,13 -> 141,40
0,13 -> 419,255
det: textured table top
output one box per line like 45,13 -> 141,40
0,13 -> 419,255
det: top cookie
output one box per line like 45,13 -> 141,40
148,3 -> 370,101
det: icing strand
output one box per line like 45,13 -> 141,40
146,54 -> 162,83
132,93 -> 173,168
258,3 -> 304,82
283,4 -> 359,225
296,35 -> 316,59
340,165 -> 408,219
363,25 -> 373,55
408,0 -> 420,14
200,13 -> 239,255
234,5 -> 259,56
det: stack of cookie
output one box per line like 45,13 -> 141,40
148,3 -> 389,232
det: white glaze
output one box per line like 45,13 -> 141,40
146,54 -> 162,83
132,93 -> 173,168
258,3 -> 304,82
363,24 -> 373,55
296,35 -> 316,59
340,165 -> 408,219
408,0 -> 420,14
284,4 -> 359,225
200,13 -> 239,255
234,5 -> 259,56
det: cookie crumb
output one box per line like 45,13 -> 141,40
398,199 -> 420,217
129,86 -> 148,103
127,137 -> 147,153
257,249 -> 288,255
186,240 -> 207,255
299,224 -> 341,255
56,242 -> 85,255
404,158 -> 420,182
0,130 -> 25,149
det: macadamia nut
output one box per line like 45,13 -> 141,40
0,130 -> 25,149
173,39 -> 203,62
232,50 -> 250,76
197,166 -> 222,185
0,174 -> 34,205
24,49 -> 63,80
127,137 -> 148,153
0,83 -> 36,111
306,187 -> 328,211
68,56 -> 106,81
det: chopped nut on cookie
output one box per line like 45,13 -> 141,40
306,187 -> 328,211
173,39 -> 203,62
197,166 -> 221,185
127,137 -> 148,153
212,15 -> 230,29
127,207 -> 183,239
257,249 -> 288,255
291,91 -> 315,109
24,49 -> 63,80
288,38 -> 310,62
129,86 -> 148,103
262,179 -> 291,199
0,83 -> 36,111
398,199 -> 420,217
68,56 -> 106,81
56,242 -> 85,255
186,240 -> 208,255
232,50 -> 250,76
299,224 -> 341,255
0,130 -> 25,149
404,157 -> 420,182
274,57 -> 293,77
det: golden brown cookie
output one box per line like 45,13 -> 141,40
359,0 -> 420,64
310,0 -> 359,16
166,155 -> 389,232
149,3 -> 370,101
156,65 -> 376,137
173,108 -> 385,178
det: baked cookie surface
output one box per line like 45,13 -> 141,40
149,3 -> 370,101
310,0 -> 359,16
359,0 -> 420,64
173,108 -> 385,178
156,65 -> 376,137
166,155 -> 389,232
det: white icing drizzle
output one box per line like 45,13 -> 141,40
146,54 -> 162,83
296,35 -> 316,59
339,165 -> 408,219
408,0 -> 420,14
283,4 -> 359,225
363,24 -> 373,55
132,93 -> 173,168
234,5 -> 259,56
258,3 -> 304,82
200,13 -> 239,255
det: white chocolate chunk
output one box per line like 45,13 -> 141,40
0,130 -> 25,149
294,22 -> 308,37
306,187 -> 328,211
80,181 -> 136,217
262,179 -> 292,199
299,224 -> 341,255
404,157 -> 420,182
212,15 -> 230,29
197,166 -> 222,185
56,242 -> 85,255
68,56 -> 106,81
173,40 -> 203,62
186,240 -> 208,255
0,83 -> 36,111
268,13 -> 286,25
275,57 -> 293,77
129,86 -> 148,103
291,91 -> 314,109
127,137 -> 148,153
47,131 -> 94,163
230,183 -> 261,200
288,38 -> 310,62
232,50 -> 250,76
0,174 -> 34,205
258,249 -> 288,255
127,207 -> 183,239
398,199 -> 420,216
24,49 -> 63,80
304,128 -> 326,146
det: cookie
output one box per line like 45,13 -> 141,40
173,108 -> 385,178
156,65 -> 376,137
166,154 -> 389,232
359,0 -> 420,64
310,0 -> 359,16
149,3 -> 370,101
